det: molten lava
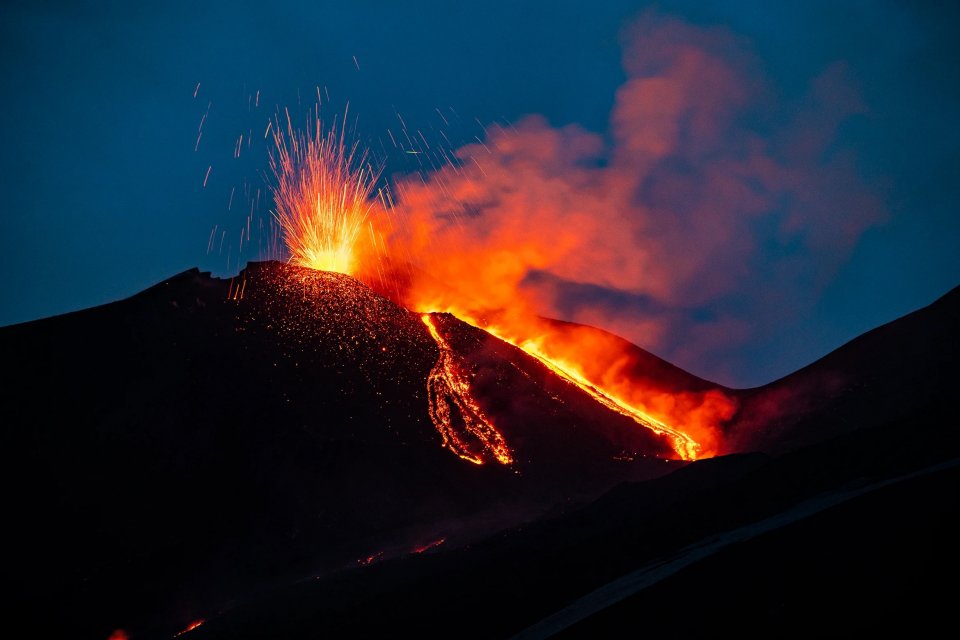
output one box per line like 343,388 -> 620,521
269,109 -> 382,276
358,551 -> 384,566
421,308 -> 704,460
482,320 -> 700,460
411,537 -> 446,554
174,619 -> 205,637
422,314 -> 513,465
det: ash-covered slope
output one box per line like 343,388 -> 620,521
184,284 -> 960,640
727,284 -> 960,453
1,260 -> 685,638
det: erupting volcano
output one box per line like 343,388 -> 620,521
5,4 -> 958,638
265,114 -> 726,461
3,112 -> 957,640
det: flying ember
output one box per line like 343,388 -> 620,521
268,108 -> 383,276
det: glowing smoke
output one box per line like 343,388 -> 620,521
390,13 -> 884,386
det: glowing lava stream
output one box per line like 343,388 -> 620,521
457,320 -> 700,461
421,314 -> 513,466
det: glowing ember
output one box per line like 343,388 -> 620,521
108,630 -> 129,640
411,537 -> 446,554
174,619 -> 205,637
358,551 -> 384,566
269,108 -> 382,275
422,314 -> 513,465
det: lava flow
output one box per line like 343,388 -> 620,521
422,314 -> 513,465
478,320 -> 700,460
174,620 -> 205,637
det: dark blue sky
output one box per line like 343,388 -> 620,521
2,0 -> 958,386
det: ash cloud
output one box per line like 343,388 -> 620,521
392,12 -> 884,386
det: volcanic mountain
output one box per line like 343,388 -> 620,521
187,284 -> 960,639
2,260 -> 719,638
3,262 -> 956,638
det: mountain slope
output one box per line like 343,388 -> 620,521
728,284 -> 960,452
1,260 -> 689,638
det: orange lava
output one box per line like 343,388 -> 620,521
174,619 -> 205,637
422,314 -> 513,465
413,303 -> 734,459
411,537 -> 446,554
484,319 -> 700,459
173,618 -> 206,638
358,551 -> 384,566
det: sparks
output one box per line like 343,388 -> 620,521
269,108 -> 383,276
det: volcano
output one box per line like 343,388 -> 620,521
2,261 -> 715,638
2,263 -> 957,638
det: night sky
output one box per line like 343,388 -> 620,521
2,0 -> 958,387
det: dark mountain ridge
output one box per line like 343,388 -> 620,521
1,260 -> 690,637
2,262 -> 956,638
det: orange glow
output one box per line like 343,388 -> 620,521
174,619 -> 205,637
108,631 -> 129,640
485,321 -> 700,460
411,537 -> 446,554
269,107 -> 383,276
385,115 -> 741,460
358,551 -> 384,566
422,314 -> 513,465
421,305 -> 721,460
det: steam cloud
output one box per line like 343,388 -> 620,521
392,13 -> 884,385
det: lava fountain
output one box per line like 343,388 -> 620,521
268,108 -> 383,276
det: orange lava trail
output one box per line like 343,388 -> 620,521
358,551 -> 385,566
411,537 -> 446,554
458,318 -> 700,461
174,619 -> 205,637
421,314 -> 512,466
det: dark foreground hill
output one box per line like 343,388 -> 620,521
727,284 -> 960,453
2,263 -> 956,638
1,261 -> 713,638
187,288 -> 960,639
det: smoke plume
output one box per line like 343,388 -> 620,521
390,12 -> 884,386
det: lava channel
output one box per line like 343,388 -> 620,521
421,314 -> 513,466
465,321 -> 701,461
